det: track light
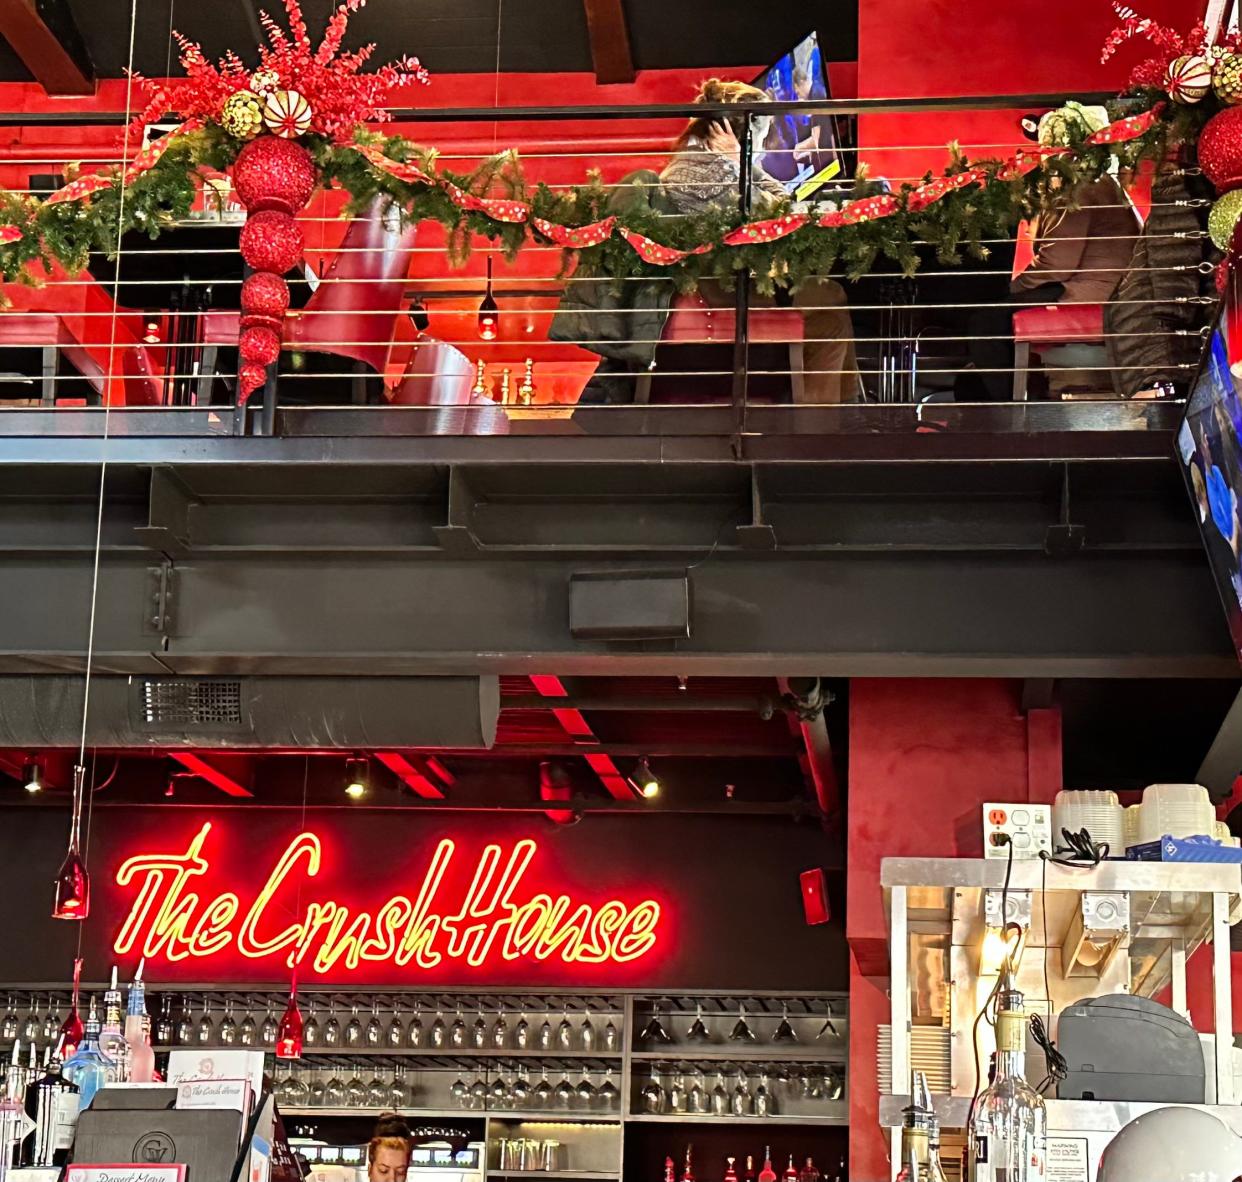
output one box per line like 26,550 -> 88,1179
344,757 -> 369,800
478,256 -> 499,340
23,760 -> 43,794
630,756 -> 660,799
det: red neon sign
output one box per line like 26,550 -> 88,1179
111,823 -> 664,975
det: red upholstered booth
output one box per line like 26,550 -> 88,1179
0,312 -> 105,404
1010,302 -> 1106,400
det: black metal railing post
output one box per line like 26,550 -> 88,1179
731,117 -> 754,451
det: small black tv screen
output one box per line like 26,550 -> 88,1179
751,31 -> 844,200
1178,296 -> 1242,660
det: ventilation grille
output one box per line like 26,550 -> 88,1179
141,679 -> 243,727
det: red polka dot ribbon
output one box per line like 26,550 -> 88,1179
444,182 -> 529,223
722,212 -> 809,246
1083,103 -> 1165,145
906,168 -> 986,213
0,226 -> 21,244
532,215 -> 616,247
355,143 -> 434,185
840,193 -> 901,224
619,227 -> 712,264
997,145 -> 1071,180
122,119 -> 203,184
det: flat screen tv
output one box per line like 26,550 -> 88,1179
751,31 -> 846,201
1178,290 -> 1242,661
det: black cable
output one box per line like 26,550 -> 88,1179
1043,826 -> 1107,868
967,835 -> 1014,1132
1030,1011 -> 1067,1094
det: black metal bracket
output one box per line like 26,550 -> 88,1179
1045,463 -> 1086,555
143,561 -> 177,639
133,466 -> 197,559
735,467 -> 777,550
432,467 -> 483,554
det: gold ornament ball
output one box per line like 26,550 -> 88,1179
250,69 -> 280,95
1215,53 -> 1242,105
1209,190 -> 1242,250
262,88 -> 313,139
220,90 -> 264,141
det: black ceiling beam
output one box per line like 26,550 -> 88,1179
0,0 -> 93,95
582,0 -> 635,84
1197,685 -> 1242,802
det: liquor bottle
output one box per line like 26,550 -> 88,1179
155,995 -> 174,1047
724,1158 -> 739,1182
61,998 -> 113,1110
681,1145 -> 694,1182
783,1156 -> 798,1182
663,1156 -> 675,1182
124,960 -> 155,1083
499,368 -> 512,406
968,979 -> 1045,1182
23,1048 -> 78,1168
895,1071 -> 935,1182
743,1155 -> 756,1182
98,967 -> 128,1081
832,1157 -> 846,1182
472,358 -> 487,397
758,1148 -> 777,1182
517,358 -> 535,406
798,1159 -> 820,1182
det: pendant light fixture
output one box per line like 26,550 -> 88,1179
275,977 -> 304,1059
477,255 -> 499,340
52,764 -> 90,920
57,957 -> 85,1057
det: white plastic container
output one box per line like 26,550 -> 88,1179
1137,783 -> 1215,844
1123,804 -> 1141,852
1052,789 -> 1124,855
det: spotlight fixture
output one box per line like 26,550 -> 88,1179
141,317 -> 161,344
344,757 -> 370,800
22,760 -> 43,794
630,756 -> 660,799
408,296 -> 430,334
52,764 -> 89,920
477,256 -> 499,340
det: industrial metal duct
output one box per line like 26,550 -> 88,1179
0,675 -> 499,749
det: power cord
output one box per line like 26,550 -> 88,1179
967,834 -> 1014,1131
1030,1010 -> 1067,1094
1043,826 -> 1108,868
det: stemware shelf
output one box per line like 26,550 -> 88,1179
628,1051 -> 845,1063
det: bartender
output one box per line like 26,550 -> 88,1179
367,1115 -> 412,1182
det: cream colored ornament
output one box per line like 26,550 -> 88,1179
1166,54 -> 1213,103
262,88 -> 313,139
250,69 -> 280,95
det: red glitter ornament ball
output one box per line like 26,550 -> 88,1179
1218,258 -> 1234,295
239,324 -> 282,367
1199,106 -> 1242,193
240,271 -> 290,320
232,135 -> 318,214
238,362 -> 268,399
239,211 -> 304,274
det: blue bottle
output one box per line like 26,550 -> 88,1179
61,997 -> 113,1110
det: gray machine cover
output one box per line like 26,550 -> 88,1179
1058,993 -> 1205,1103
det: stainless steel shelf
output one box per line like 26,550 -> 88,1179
282,1107 -> 620,1123
629,1050 -> 844,1063
486,1172 -> 619,1179
293,1048 -> 624,1059
624,1114 -> 847,1126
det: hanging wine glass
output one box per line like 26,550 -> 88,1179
668,1072 -> 687,1114
310,1069 -> 326,1107
731,1071 -> 753,1116
580,1011 -> 595,1052
511,1068 -> 530,1108
688,1070 -> 707,1113
325,1071 -> 347,1107
729,1003 -> 756,1042
42,995 -> 59,1042
344,1002 -> 363,1047
514,1012 -> 530,1050
639,1002 -> 671,1044
450,1073 -> 469,1106
492,1006 -> 508,1049
710,1072 -> 729,1116
365,999 -> 383,1047
490,1069 -> 509,1107
470,1007 -> 486,1049
556,1006 -> 573,1051
390,1066 -> 410,1108
754,1072 -> 774,1117
640,1070 -> 666,1114
602,1017 -> 619,1052
815,1003 -> 839,1040
686,1003 -> 710,1044
429,1010 -> 447,1048
302,997 -> 320,1048
825,1068 -> 844,1101
386,1010 -> 404,1048
772,1002 -> 797,1044
240,997 -> 258,1047
1,996 -> 17,1041
261,997 -> 279,1046
554,1072 -> 575,1109
346,1069 -> 367,1107
21,995 -> 39,1042
406,1007 -> 424,1048
175,994 -> 193,1045
537,1015 -> 553,1051
469,1073 -> 488,1109
576,1071 -> 597,1107
598,1068 -> 620,1110
288,1067 -> 310,1106
322,997 -> 341,1047
196,994 -> 214,1044
534,1067 -> 554,1107
366,1069 -> 389,1108
219,998 -> 238,1045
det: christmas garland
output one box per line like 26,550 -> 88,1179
0,0 -> 1236,398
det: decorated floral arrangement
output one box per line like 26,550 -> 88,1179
0,0 -> 1236,400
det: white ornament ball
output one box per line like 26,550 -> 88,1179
262,88 -> 313,139
1167,53 -> 1213,103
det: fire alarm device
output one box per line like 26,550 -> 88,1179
982,803 -> 1052,859
800,868 -> 830,925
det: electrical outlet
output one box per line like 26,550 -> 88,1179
982,802 -> 1052,859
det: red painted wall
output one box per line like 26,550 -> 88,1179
847,680 -> 1063,1182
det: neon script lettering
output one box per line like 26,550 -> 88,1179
112,824 -> 663,973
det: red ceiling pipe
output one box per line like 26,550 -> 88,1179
539,760 -> 575,826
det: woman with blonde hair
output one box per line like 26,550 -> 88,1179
659,78 -> 859,404
367,1114 -> 412,1182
